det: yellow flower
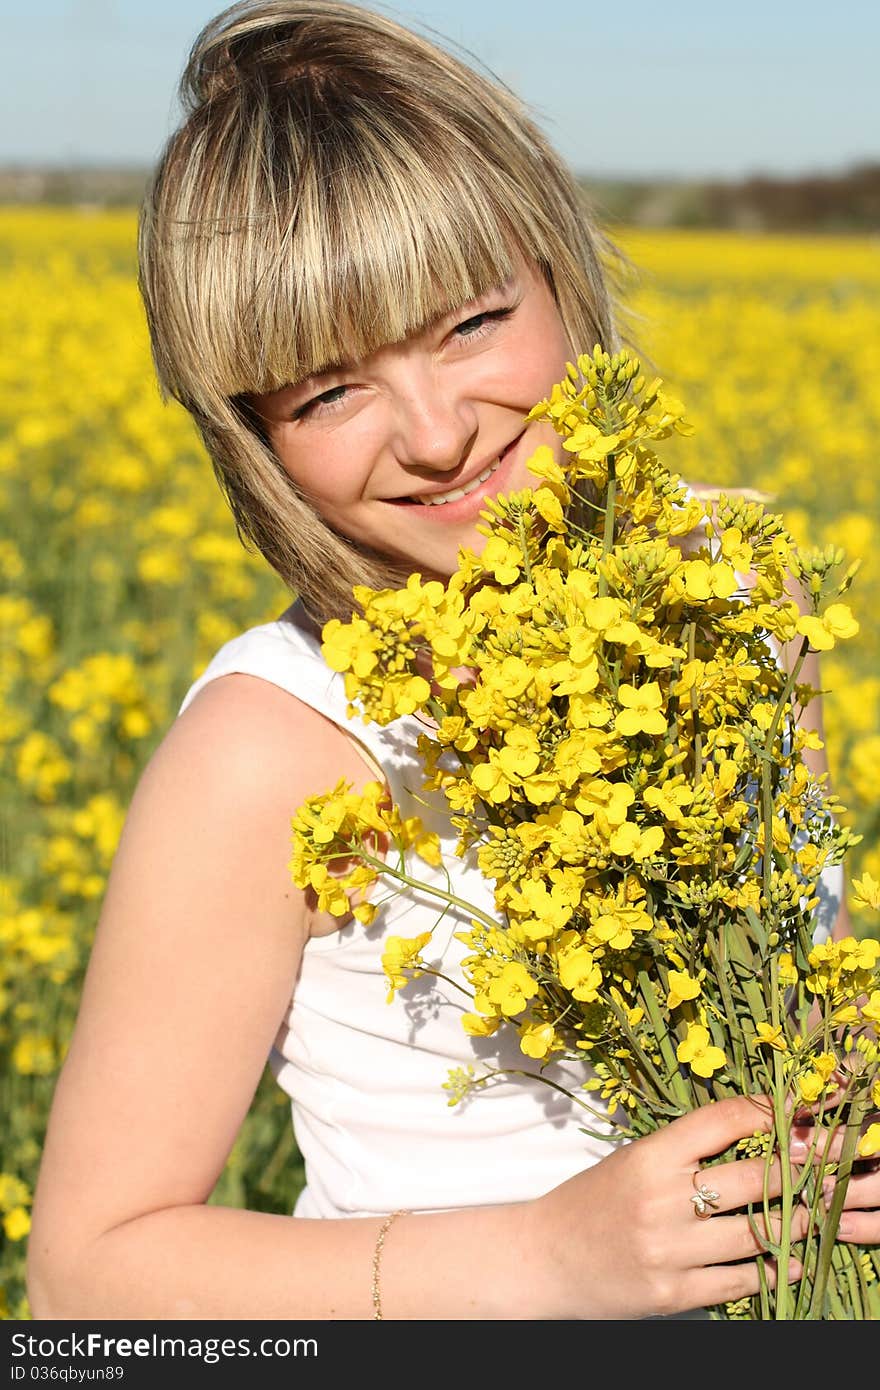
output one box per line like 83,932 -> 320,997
556,939 -> 603,1002
615,682 -> 667,737
754,1022 -> 788,1052
778,952 -> 799,987
406,826 -> 442,867
798,1071 -> 827,1104
683,558 -> 738,600
797,1052 -> 838,1103
720,526 -> 754,572
859,1124 -> 880,1159
487,962 -> 540,1017
381,932 -> 432,1004
321,616 -> 380,677
0,1174 -> 31,1213
796,603 -> 859,651
303,864 -> 353,917
563,423 -> 622,462
507,878 -> 575,942
15,731 -> 72,803
666,970 -> 702,1009
12,1032 -> 56,1076
533,485 -> 567,531
861,991 -> 880,1027
608,821 -> 665,862
525,443 -> 567,488
461,1012 -> 500,1037
518,1019 -> 559,1059
3,1207 -> 31,1242
587,906 -> 650,951
497,728 -> 542,780
584,780 -> 635,828
676,1024 -> 727,1078
581,596 -> 626,633
840,935 -> 880,973
852,872 -> 880,911
481,535 -> 523,586
644,780 -> 694,823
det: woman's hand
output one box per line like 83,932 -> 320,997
525,1094 -> 809,1320
790,1107 -> 880,1247
832,1154 -> 880,1244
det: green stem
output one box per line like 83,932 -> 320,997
762,638 -> 808,760
603,990 -> 686,1111
475,1066 -> 628,1133
635,969 -> 692,1108
758,636 -> 809,915
355,850 -> 500,932
705,937 -> 750,1087
756,1256 -> 771,1319
793,1163 -> 828,1317
515,511 -> 533,587
837,1244 -> 864,1319
770,1041 -> 793,1319
417,966 -> 475,1001
687,622 -> 702,786
823,1248 -> 851,1320
597,447 -> 618,598
807,1094 -> 871,1319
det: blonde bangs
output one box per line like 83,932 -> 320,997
147,109 -> 542,413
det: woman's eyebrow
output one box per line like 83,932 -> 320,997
295,355 -> 354,386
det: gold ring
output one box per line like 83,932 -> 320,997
691,1171 -> 721,1218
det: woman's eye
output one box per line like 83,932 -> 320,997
294,385 -> 350,419
453,307 -> 513,340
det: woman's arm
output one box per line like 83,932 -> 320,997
24,673 -> 362,1317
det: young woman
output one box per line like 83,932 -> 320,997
26,0 -> 876,1321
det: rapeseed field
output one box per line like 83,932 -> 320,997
1,208 -> 878,1316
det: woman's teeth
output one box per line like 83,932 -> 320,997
417,457 -> 502,506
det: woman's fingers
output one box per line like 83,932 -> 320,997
791,1114 -> 880,1172
834,1210 -> 880,1243
685,1252 -> 804,1313
692,1154 -> 796,1211
822,1157 -> 880,1242
836,1161 -> 880,1207
655,1094 -> 774,1167
690,1204 -> 814,1263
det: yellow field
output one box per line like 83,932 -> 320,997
1,209 -> 878,1316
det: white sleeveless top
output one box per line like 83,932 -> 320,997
178,600 -> 842,1219
177,601 -> 616,1218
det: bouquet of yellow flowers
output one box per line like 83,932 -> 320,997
290,346 -> 880,1319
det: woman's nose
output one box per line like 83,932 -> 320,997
390,375 -> 478,474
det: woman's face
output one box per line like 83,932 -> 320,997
250,259 -> 573,580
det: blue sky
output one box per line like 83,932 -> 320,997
3,0 -> 878,178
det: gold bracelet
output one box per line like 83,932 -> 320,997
371,1209 -> 409,1320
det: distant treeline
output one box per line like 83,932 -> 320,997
1,162 -> 878,231
584,163 -> 880,232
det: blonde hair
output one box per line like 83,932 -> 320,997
138,0 -> 622,623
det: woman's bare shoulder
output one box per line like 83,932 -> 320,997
168,670 -> 354,784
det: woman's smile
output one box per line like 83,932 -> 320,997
386,431 -> 523,515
